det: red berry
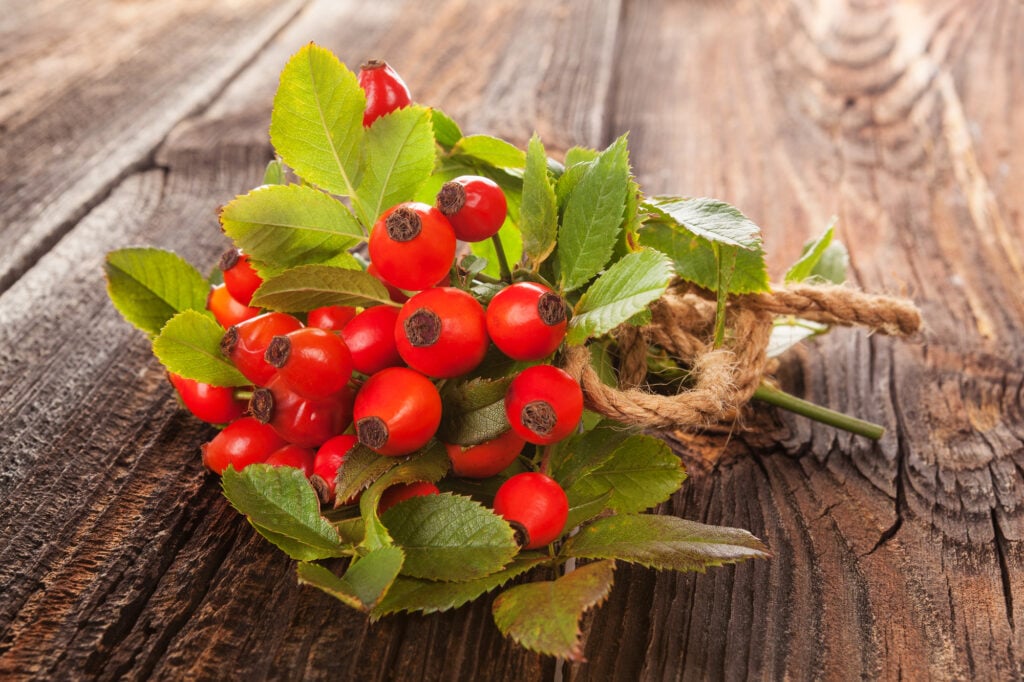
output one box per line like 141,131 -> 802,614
353,367 -> 441,457
265,327 -> 353,399
168,373 -> 248,424
486,282 -> 568,360
250,375 -> 354,448
445,430 -> 526,479
368,203 -> 455,292
435,175 -> 508,242
395,287 -> 488,378
493,472 -> 568,549
219,248 -> 263,306
221,312 -> 303,387
264,444 -> 316,477
505,365 -> 583,445
311,434 -> 360,504
368,263 -> 409,303
358,59 -> 411,127
378,481 -> 440,515
207,283 -> 260,328
341,306 -> 404,375
307,305 -> 357,331
201,417 -> 287,475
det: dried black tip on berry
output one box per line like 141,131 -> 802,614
360,58 -> 385,71
309,474 -> 333,506
508,520 -> 530,548
265,335 -> 291,368
404,308 -> 442,347
386,207 -> 422,242
220,327 -> 239,357
522,400 -> 557,437
537,292 -> 567,326
436,181 -> 466,216
219,247 -> 240,271
250,388 -> 274,423
357,416 -> 389,449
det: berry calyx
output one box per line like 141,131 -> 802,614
307,305 -> 357,331
250,376 -> 354,448
485,282 -> 568,360
201,417 -> 287,475
221,312 -> 303,387
341,306 -> 404,375
445,429 -> 526,479
265,327 -> 353,399
264,444 -> 316,477
358,59 -> 412,127
436,175 -> 508,242
505,365 -> 584,445
207,283 -> 261,328
368,203 -> 455,292
168,373 -> 248,425
395,287 -> 488,378
492,472 -> 568,550
353,367 -> 441,456
311,434 -> 360,505
378,481 -> 440,515
219,248 -> 263,306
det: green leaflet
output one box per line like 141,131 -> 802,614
152,310 -> 248,386
250,265 -> 395,311
105,248 -> 209,337
519,134 -> 557,269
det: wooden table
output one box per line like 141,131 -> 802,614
2,1 -> 1021,679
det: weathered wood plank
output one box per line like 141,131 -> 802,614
0,0 -> 306,294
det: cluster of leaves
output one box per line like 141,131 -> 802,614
102,42 -> 862,659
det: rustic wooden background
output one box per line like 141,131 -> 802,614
2,0 -> 1022,679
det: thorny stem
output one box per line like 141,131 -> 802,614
753,382 -> 885,440
491,233 -> 513,283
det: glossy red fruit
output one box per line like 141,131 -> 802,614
250,376 -> 354,448
445,430 -> 526,479
168,373 -> 247,424
201,417 -> 287,475
358,59 -> 411,127
311,434 -> 360,504
505,365 -> 584,445
207,283 -> 261,328
264,444 -> 316,477
341,306 -> 404,375
368,262 -> 409,303
378,481 -> 440,515
395,287 -> 488,378
493,472 -> 568,549
435,175 -> 508,242
486,282 -> 568,361
219,248 -> 263,306
353,367 -> 441,456
265,327 -> 353,399
307,305 -> 357,331
368,203 -> 455,292
221,312 -> 303,387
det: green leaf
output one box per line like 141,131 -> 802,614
152,311 -> 248,386
643,196 -> 762,250
438,377 -> 513,447
269,43 -> 364,197
639,222 -> 769,294
767,318 -> 829,358
297,546 -> 404,611
354,105 -> 436,227
520,135 -> 557,269
470,217 -> 523,280
588,341 -> 618,388
222,465 -> 347,561
492,559 -> 615,661
382,493 -> 519,581
564,146 -> 600,167
810,239 -> 848,284
554,159 -> 591,214
220,184 -> 363,276
549,421 -> 633,489
250,522 -> 348,563
263,159 -> 285,185
452,134 -> 526,169
105,248 -> 209,336
561,514 -> 770,571
567,249 -> 673,345
566,436 -> 686,514
557,135 -> 631,292
430,108 -> 463,149
564,489 -> 613,532
333,444 -> 401,509
251,265 -> 395,311
785,219 -> 836,283
373,554 -> 546,618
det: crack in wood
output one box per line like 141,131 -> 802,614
990,508 -> 1016,631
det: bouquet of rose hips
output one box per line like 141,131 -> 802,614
104,43 -> 918,660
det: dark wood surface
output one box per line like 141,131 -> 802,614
1,0 -> 1021,679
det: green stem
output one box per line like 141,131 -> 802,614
473,271 -> 502,285
539,445 -> 553,475
491,233 -> 513,283
753,382 -> 885,440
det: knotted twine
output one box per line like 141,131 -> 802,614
562,282 -> 921,431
